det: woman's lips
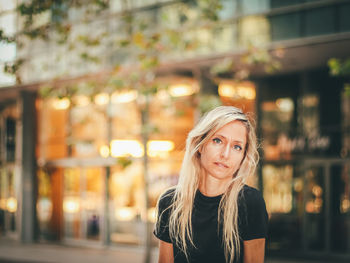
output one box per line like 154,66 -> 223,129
214,162 -> 229,168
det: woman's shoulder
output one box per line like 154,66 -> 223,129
157,187 -> 176,208
239,184 -> 266,207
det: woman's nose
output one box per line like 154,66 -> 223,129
220,144 -> 230,159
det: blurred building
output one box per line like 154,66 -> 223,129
0,0 -> 349,262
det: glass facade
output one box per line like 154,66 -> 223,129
33,77 -> 257,247
259,70 -> 350,260
0,0 -> 16,86
0,103 -> 20,237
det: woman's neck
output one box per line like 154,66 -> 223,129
198,175 -> 230,197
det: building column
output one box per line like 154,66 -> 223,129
20,90 -> 38,243
195,67 -> 218,95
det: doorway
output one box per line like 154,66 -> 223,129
303,158 -> 350,257
62,167 -> 104,244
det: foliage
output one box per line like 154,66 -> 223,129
210,44 -> 284,81
328,58 -> 350,77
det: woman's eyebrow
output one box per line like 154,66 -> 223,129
214,134 -> 244,144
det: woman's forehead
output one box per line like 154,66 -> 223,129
211,120 -> 247,141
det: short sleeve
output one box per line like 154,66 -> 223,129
153,188 -> 175,243
239,186 -> 268,241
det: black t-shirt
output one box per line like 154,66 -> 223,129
154,185 -> 268,263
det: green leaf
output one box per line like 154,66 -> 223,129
198,95 -> 222,115
116,157 -> 133,170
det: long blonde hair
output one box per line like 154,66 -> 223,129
164,106 -> 259,263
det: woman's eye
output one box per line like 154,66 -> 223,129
213,138 -> 222,144
233,145 -> 242,151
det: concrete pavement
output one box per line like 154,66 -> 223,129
0,237 -> 339,263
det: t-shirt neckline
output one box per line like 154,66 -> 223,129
195,189 -> 223,204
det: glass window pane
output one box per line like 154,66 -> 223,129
261,97 -> 295,160
84,167 -> 103,240
5,117 -> 16,163
212,23 -> 237,52
0,63 -> 16,87
263,164 -> 294,213
304,7 -> 335,37
305,166 -> 325,250
70,97 -> 108,158
270,13 -> 301,41
241,0 -> 269,15
340,4 -> 350,33
0,169 -> 5,233
37,98 -> 69,160
109,161 -> 144,245
0,12 -> 16,36
37,169 -> 53,239
0,43 -> 16,63
0,0 -> 16,12
239,15 -> 270,46
341,85 -> 350,157
270,0 -> 302,9
298,93 -> 320,137
263,164 -> 303,251
331,163 -> 350,253
218,0 -> 237,19
63,168 -> 81,239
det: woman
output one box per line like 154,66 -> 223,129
154,106 -> 268,263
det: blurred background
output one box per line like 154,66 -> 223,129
0,0 -> 349,262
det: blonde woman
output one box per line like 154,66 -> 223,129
154,106 -> 268,263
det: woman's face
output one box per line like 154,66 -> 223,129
199,120 -> 247,184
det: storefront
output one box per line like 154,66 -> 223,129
0,66 -> 349,261
258,69 -> 350,261
32,77 -> 257,248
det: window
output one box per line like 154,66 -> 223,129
37,98 -> 69,160
0,8 -> 16,87
270,13 -> 301,41
270,0 -> 302,9
241,0 -> 269,15
238,15 -> 270,46
5,118 -> 15,163
339,3 -> 350,32
63,167 -> 103,240
261,97 -> 295,160
70,95 -> 108,158
304,7 -> 336,37
330,163 -> 350,253
304,166 -> 325,250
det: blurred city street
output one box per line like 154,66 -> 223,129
0,237 -> 337,263
0,1 -> 350,263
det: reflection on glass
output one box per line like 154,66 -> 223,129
63,168 -> 103,241
331,163 -> 350,253
305,166 -> 325,250
70,99 -> 107,158
305,168 -> 324,214
212,23 -> 237,52
241,0 -> 269,14
51,98 -> 70,110
0,169 -> 17,232
238,15 -> 270,46
263,164 -> 293,213
63,168 -> 81,239
341,86 -> 350,158
298,94 -> 319,137
261,97 -> 294,160
37,98 -> 68,159
109,162 -> 144,245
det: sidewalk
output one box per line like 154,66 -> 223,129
0,237 -> 337,263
